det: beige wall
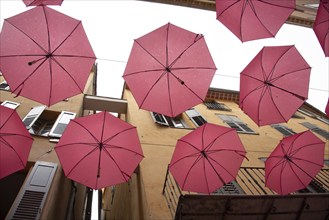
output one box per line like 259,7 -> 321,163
107,87 -> 329,219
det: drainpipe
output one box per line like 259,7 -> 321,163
65,180 -> 77,220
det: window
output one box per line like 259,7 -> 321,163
204,101 -> 231,111
300,122 -> 329,139
150,112 -> 186,128
185,108 -> 207,127
292,112 -> 305,119
1,101 -> 20,109
0,81 -> 10,91
213,181 -> 245,195
217,114 -> 255,134
271,124 -> 296,136
258,157 -> 267,162
298,109 -> 329,125
22,106 -> 76,138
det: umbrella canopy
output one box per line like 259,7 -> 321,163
23,0 -> 64,6
122,23 -> 217,117
216,0 -> 295,42
0,106 -> 33,179
239,45 -> 311,126
0,6 -> 96,106
55,111 -> 144,190
313,0 -> 329,57
169,123 -> 246,194
325,98 -> 329,117
265,130 -> 325,195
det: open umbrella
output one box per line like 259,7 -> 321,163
265,130 -> 325,195
325,98 -> 329,117
239,45 -> 311,126
169,123 -> 246,194
122,23 -> 217,117
216,0 -> 295,42
0,106 -> 33,179
0,6 -> 96,106
23,0 -> 64,6
313,0 -> 329,57
55,111 -> 144,190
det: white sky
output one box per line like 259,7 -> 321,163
1,0 -> 328,112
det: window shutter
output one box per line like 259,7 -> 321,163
0,81 -> 10,91
150,112 -> 169,126
1,101 -> 20,109
238,123 -> 254,133
5,161 -> 57,220
272,125 -> 295,136
185,109 -> 207,127
49,111 -> 76,138
22,106 -> 46,129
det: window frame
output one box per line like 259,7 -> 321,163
150,112 -> 187,128
49,111 -> 76,138
204,101 -> 231,111
0,81 -> 10,91
271,124 -> 296,136
217,114 -> 256,134
1,100 -> 20,109
185,108 -> 207,127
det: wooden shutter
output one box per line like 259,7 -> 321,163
49,111 -> 76,138
22,106 -> 46,130
5,161 -> 57,220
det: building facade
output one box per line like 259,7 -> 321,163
0,66 -> 97,220
102,86 -> 329,219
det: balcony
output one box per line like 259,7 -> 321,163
162,166 -> 329,219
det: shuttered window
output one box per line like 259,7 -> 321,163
271,124 -> 296,136
5,161 -> 57,220
217,114 -> 255,134
49,111 -> 76,137
204,101 -> 231,111
0,81 -> 10,91
1,100 -> 20,109
150,112 -> 186,128
300,122 -> 329,139
185,109 -> 207,127
22,106 -> 46,129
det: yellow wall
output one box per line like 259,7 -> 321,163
107,87 -> 329,219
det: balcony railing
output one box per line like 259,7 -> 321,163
162,165 -> 329,219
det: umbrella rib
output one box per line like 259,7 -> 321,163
216,0 -> 239,18
0,137 -> 26,168
167,72 -> 174,117
69,120 -> 100,143
265,86 -> 287,123
55,142 -> 99,149
287,160 -> 312,191
102,147 -> 131,182
266,156 -> 286,181
208,154 -> 236,182
279,159 -> 288,194
42,6 -> 51,53
181,154 -> 203,190
169,151 -> 204,169
134,39 -> 166,69
102,126 -> 138,145
267,45 -> 293,81
289,156 -> 324,169
4,19 -> 47,54
290,140 -> 325,156
103,143 -> 144,158
0,109 -> 16,130
66,146 -> 99,177
0,133 -> 33,141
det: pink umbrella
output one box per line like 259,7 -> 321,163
55,111 -> 144,190
216,0 -> 295,42
325,98 -> 329,117
23,0 -> 64,6
169,123 -> 246,194
0,6 -> 96,106
123,23 -> 217,117
0,106 -> 33,179
265,131 -> 325,195
239,45 -> 311,126
313,0 -> 329,57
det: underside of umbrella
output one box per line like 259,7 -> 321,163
216,0 -> 295,42
0,6 -> 96,106
123,23 -> 216,117
23,0 -> 64,6
239,45 -> 311,126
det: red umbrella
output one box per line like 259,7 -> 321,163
265,131 -> 325,195
0,6 -> 96,106
55,111 -> 144,190
23,0 -> 64,6
216,0 -> 295,42
122,23 -> 217,117
0,106 -> 33,179
313,0 -> 329,57
169,123 -> 246,194
239,45 -> 311,126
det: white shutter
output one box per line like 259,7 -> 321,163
150,112 -> 169,126
49,111 -> 76,138
1,100 -> 20,109
22,106 -> 46,129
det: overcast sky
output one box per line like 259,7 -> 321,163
1,0 -> 328,112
